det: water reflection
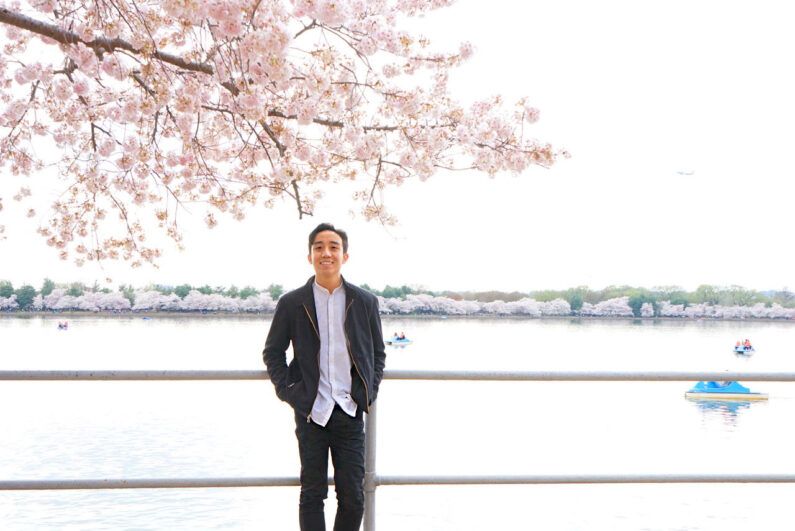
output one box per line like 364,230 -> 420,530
686,397 -> 765,428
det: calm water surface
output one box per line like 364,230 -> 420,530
1,315 -> 794,530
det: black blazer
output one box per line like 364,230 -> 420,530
263,276 -> 386,419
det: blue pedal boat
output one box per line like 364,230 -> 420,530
685,381 -> 768,401
385,337 -> 412,347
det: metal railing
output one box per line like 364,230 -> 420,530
1,369 -> 793,531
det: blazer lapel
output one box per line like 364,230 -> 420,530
300,276 -> 319,335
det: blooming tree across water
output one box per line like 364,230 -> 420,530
0,0 -> 561,266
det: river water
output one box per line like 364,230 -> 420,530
1,315 -> 794,530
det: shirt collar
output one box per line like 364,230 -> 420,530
313,277 -> 344,295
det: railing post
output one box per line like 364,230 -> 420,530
363,401 -> 378,531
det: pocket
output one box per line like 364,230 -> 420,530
280,380 -> 297,405
285,381 -> 298,400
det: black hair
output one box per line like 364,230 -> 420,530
308,223 -> 348,253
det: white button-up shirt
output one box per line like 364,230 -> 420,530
310,280 -> 357,426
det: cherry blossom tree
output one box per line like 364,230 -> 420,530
130,288 -> 274,311
237,291 -> 276,312
0,293 -> 18,309
684,303 -> 711,318
654,301 -> 795,320
579,296 -> 634,317
378,293 -> 571,316
180,289 -> 240,311
75,290 -> 131,310
131,289 -> 181,310
0,0 -> 562,266
658,301 -> 685,317
36,286 -> 126,309
42,288 -> 79,309
539,298 -> 571,316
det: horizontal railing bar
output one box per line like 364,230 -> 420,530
0,370 -> 269,380
0,478 -> 304,490
384,370 -> 795,382
1,370 -> 795,381
3,474 -> 795,491
377,474 -> 795,485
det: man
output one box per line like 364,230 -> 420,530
263,223 -> 387,531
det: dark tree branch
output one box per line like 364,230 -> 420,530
0,8 -> 214,74
294,19 -> 318,39
258,119 -> 286,156
290,179 -> 309,219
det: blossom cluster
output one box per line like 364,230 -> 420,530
579,296 -> 635,317
130,290 -> 276,312
36,289 -> 132,311
27,288 -> 276,312
0,0 -> 562,266
378,293 -> 573,316
0,294 -> 19,310
657,301 -> 795,320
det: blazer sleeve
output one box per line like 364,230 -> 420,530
369,295 -> 387,401
262,298 -> 291,400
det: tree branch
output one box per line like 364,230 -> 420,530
290,179 -> 308,219
265,109 -> 403,132
0,8 -> 213,75
258,119 -> 286,156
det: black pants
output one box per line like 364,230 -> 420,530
294,405 -> 365,531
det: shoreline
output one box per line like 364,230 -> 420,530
1,311 -> 793,324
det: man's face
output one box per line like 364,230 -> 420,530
308,230 -> 348,277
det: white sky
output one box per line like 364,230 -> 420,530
2,0 -> 794,293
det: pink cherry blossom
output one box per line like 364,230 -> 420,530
0,0 -> 562,266
73,79 -> 89,97
524,106 -> 541,124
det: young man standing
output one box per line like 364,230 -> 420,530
263,223 -> 386,531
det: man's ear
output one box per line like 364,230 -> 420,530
342,252 -> 349,264
307,253 -> 312,264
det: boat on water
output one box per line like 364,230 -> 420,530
385,337 -> 412,347
733,338 -> 755,355
685,381 -> 768,401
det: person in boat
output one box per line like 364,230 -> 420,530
398,331 -> 406,340
263,222 -> 386,531
735,340 -> 742,349
743,339 -> 752,350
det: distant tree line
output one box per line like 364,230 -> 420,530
1,280 -> 794,319
362,283 -> 795,314
529,285 -> 795,315
0,279 -> 284,311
